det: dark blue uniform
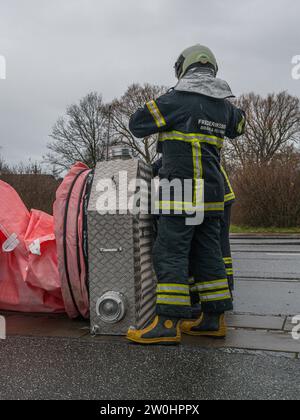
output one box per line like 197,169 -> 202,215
130,89 -> 245,318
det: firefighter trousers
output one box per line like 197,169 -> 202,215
153,216 -> 233,319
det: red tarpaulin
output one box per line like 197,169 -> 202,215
0,162 -> 92,316
0,180 -> 65,313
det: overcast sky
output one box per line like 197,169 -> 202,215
0,0 -> 299,165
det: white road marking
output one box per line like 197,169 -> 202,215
266,253 -> 300,257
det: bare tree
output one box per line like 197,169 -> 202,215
10,159 -> 43,175
45,92 -> 108,172
0,153 -> 10,174
225,92 -> 300,167
110,83 -> 167,164
0,152 -> 44,175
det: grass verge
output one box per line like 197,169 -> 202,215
231,225 -> 300,234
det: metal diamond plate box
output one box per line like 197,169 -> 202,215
88,156 -> 156,335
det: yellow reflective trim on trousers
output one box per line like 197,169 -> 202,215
157,295 -> 191,305
157,294 -> 191,300
223,257 -> 233,263
146,100 -> 166,128
193,283 -> 230,294
157,300 -> 191,306
200,289 -> 230,296
157,283 -> 190,289
195,279 -> 228,287
200,294 -> 231,302
156,284 -> 190,294
159,131 -> 224,149
221,166 -> 236,202
196,283 -> 229,292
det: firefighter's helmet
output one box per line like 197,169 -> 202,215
175,44 -> 218,79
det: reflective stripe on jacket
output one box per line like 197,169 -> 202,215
130,89 -> 245,216
221,166 -> 236,206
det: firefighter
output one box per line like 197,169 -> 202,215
127,44 -> 245,345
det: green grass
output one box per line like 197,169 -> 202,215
230,225 -> 300,234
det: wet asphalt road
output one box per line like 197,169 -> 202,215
232,237 -> 300,281
232,237 -> 300,316
0,336 -> 299,400
0,236 -> 300,400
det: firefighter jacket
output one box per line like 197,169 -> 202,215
129,87 -> 245,217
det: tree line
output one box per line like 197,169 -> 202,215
1,85 -> 300,227
2,85 -> 299,174
44,85 -> 300,174
0,152 -> 44,175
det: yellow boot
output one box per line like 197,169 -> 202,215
127,315 -> 181,345
181,313 -> 227,338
